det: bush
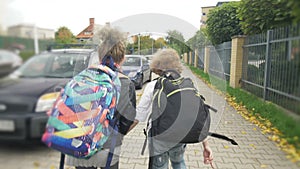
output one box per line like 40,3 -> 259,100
19,51 -> 35,61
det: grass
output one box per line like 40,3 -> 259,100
189,66 -> 300,149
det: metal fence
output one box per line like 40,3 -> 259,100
242,24 -> 300,114
209,41 -> 232,80
0,36 -> 54,52
197,47 -> 205,70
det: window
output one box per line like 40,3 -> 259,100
84,32 -> 92,35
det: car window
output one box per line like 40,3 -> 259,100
123,57 -> 141,66
89,52 -> 100,66
14,52 -> 90,78
142,58 -> 148,65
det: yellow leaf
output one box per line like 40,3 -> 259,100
249,144 -> 256,149
270,135 -> 280,142
260,164 -> 268,168
33,162 -> 40,167
50,165 -> 56,169
265,121 -> 272,127
241,131 -> 247,134
224,145 -> 229,149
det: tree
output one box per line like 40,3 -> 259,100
206,1 -> 243,45
55,26 -> 77,44
166,30 -> 190,55
187,30 -> 207,50
287,0 -> 300,23
154,37 -> 167,49
238,0 -> 295,35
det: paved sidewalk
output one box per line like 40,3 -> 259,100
118,65 -> 300,169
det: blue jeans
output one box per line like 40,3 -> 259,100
150,144 -> 186,169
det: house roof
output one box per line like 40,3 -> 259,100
76,18 -> 95,39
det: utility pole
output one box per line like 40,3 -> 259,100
138,33 -> 140,55
33,25 -> 39,54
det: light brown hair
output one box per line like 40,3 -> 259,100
150,48 -> 183,74
94,26 -> 126,64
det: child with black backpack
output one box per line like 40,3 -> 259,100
131,49 -> 214,169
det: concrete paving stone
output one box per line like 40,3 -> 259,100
250,164 -> 274,169
214,162 -> 236,169
197,161 -> 216,169
248,149 -> 269,155
270,160 -> 300,168
215,145 -> 236,153
239,157 -> 259,164
222,156 -> 242,164
261,154 -> 282,160
119,163 -> 136,169
234,163 -> 255,169
128,158 -> 147,165
228,152 -> 247,158
119,157 -> 129,163
134,163 -> 149,169
212,156 -> 225,163
186,154 -> 202,161
244,152 -> 265,159
257,159 -> 279,165
185,161 -> 199,168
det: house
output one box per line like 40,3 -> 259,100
200,1 -> 230,29
7,24 -> 55,39
200,6 -> 215,29
76,18 -> 103,42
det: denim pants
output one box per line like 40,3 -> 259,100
150,144 -> 187,169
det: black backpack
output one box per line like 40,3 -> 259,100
141,70 -> 237,155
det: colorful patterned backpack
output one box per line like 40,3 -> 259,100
42,64 -> 121,159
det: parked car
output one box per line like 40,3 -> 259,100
0,46 -> 99,141
144,54 -> 154,63
0,49 -> 23,78
122,55 -> 152,89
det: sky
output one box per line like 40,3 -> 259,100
1,0 -> 237,40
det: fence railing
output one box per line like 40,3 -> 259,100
209,41 -> 232,80
185,23 -> 300,115
0,36 -> 54,52
242,24 -> 300,114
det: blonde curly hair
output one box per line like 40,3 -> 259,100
93,25 -> 127,64
150,48 -> 183,74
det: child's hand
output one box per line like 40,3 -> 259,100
203,145 -> 214,168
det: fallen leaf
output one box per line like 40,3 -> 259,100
33,162 -> 40,167
260,164 -> 268,168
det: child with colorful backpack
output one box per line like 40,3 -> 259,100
67,26 -> 137,169
42,26 -> 137,169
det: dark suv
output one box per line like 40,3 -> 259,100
0,45 -> 99,141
